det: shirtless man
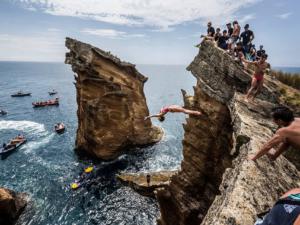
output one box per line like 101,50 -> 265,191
249,106 -> 300,161
145,105 -> 202,122
242,54 -> 269,101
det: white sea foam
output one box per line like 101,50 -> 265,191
0,120 -> 46,135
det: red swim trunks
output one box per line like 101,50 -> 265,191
254,72 -> 264,81
160,106 -> 170,113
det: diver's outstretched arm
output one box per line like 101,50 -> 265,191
144,113 -> 164,120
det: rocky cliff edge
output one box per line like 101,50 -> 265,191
156,41 -> 300,225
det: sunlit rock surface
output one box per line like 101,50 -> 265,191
0,188 -> 28,225
117,171 -> 177,197
65,38 -> 163,160
156,41 -> 300,225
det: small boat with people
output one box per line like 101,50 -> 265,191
11,91 -> 31,97
0,110 -> 7,115
0,135 -> 27,159
32,98 -> 59,108
48,90 -> 58,95
55,122 -> 65,134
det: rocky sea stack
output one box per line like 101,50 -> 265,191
0,188 -> 28,225
65,38 -> 163,160
156,41 -> 300,225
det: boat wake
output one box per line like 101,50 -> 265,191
0,120 -> 46,135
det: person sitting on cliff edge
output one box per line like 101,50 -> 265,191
242,54 -> 269,102
254,188 -> 300,225
144,105 -> 202,122
249,106 -> 300,161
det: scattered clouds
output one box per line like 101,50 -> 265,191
17,0 -> 261,30
81,28 -> 145,39
0,31 -> 64,61
276,12 -> 292,19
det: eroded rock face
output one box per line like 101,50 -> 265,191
65,38 -> 163,160
0,188 -> 27,225
117,171 -> 177,197
156,41 -> 300,225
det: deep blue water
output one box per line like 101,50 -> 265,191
0,62 -> 196,225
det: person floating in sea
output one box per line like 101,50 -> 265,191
249,106 -> 300,161
145,105 -> 202,122
241,54 -> 269,101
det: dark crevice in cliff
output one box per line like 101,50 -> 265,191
157,88 -> 235,225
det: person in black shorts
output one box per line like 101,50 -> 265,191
218,30 -> 229,50
240,24 -> 255,53
255,188 -> 300,225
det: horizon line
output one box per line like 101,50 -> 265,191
0,60 -> 300,68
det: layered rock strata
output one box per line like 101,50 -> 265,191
0,188 -> 27,225
65,38 -> 163,160
117,171 -> 177,197
156,41 -> 300,225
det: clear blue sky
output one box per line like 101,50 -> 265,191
0,0 -> 299,66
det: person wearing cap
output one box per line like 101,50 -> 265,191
240,24 -> 255,53
241,54 -> 269,101
218,30 -> 229,50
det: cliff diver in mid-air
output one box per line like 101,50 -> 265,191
144,105 -> 202,122
249,106 -> 300,161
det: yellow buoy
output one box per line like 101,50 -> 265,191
84,166 -> 94,173
71,183 -> 79,189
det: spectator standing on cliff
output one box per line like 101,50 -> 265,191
241,54 -> 269,101
214,28 -> 222,43
146,174 -> 151,186
249,106 -> 300,161
234,42 -> 245,63
228,21 -> 241,51
226,23 -> 234,37
256,45 -> 265,60
248,45 -> 257,61
240,24 -> 255,53
218,30 -> 229,50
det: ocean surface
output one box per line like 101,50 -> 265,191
1,62 -> 299,225
0,62 -> 196,225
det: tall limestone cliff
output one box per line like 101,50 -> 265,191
156,41 -> 300,225
0,188 -> 27,225
65,38 -> 163,160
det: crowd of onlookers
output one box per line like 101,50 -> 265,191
200,21 -> 267,63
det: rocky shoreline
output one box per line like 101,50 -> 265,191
0,188 -> 28,225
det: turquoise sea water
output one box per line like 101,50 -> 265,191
0,62 -> 195,225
